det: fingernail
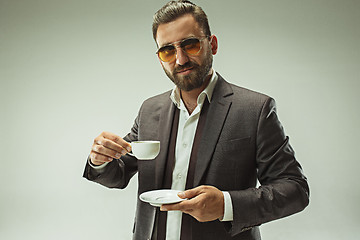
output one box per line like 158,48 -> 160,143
126,146 -> 131,152
108,157 -> 113,161
160,206 -> 167,211
178,192 -> 185,198
121,149 -> 127,155
115,153 -> 121,159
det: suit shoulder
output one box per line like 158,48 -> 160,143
231,83 -> 270,101
216,73 -> 271,103
227,82 -> 274,109
140,90 -> 172,110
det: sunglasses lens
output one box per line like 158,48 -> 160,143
182,38 -> 201,55
158,46 -> 176,62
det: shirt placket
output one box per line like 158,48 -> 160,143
172,106 -> 200,191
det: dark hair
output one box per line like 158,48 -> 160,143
152,0 -> 211,41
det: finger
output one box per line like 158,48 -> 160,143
92,143 -> 123,159
90,152 -> 113,165
160,202 -> 186,211
91,158 -> 108,166
94,136 -> 130,155
160,198 -> 197,212
179,185 -> 204,199
101,132 -> 132,151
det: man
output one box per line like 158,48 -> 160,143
83,1 -> 309,239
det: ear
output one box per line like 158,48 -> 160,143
210,35 -> 218,55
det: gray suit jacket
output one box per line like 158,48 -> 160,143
83,73 -> 309,240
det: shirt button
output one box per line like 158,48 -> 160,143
177,173 -> 182,179
183,143 -> 187,148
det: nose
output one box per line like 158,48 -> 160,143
175,46 -> 189,65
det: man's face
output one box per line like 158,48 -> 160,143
155,14 -> 217,92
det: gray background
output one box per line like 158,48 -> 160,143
1,0 -> 359,239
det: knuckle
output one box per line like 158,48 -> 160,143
91,153 -> 98,160
101,139 -> 110,147
202,203 -> 207,209
92,145 -> 99,152
96,145 -> 104,152
113,136 -> 120,142
91,144 -> 96,151
91,153 -> 106,162
93,145 -> 105,153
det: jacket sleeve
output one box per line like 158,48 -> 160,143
228,97 -> 310,236
82,114 -> 140,189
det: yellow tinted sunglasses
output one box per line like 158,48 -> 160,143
156,36 -> 209,62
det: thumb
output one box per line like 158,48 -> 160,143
178,186 -> 203,199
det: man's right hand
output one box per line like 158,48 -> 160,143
89,131 -> 132,166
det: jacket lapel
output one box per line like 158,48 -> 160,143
155,98 -> 176,189
193,74 -> 233,186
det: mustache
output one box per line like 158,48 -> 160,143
174,62 -> 199,73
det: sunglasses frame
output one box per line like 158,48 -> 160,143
156,36 -> 210,62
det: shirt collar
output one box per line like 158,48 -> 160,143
170,70 -> 218,108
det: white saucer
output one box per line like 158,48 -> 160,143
139,189 -> 186,207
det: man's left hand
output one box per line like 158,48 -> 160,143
160,185 -> 224,222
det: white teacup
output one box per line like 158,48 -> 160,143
128,141 -> 160,160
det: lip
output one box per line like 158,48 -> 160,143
176,67 -> 193,74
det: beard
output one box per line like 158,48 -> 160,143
163,51 -> 213,92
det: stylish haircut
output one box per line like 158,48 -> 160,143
152,0 -> 211,42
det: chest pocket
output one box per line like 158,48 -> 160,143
217,136 -> 251,152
